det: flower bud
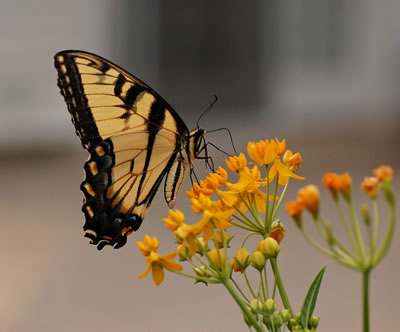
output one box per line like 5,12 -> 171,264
257,237 -> 280,258
233,247 -> 250,272
309,315 -> 320,328
269,221 -> 285,244
194,237 -> 209,255
251,250 -> 266,271
273,312 -> 283,328
249,298 -> 262,313
263,298 -> 276,314
286,200 -> 304,227
381,180 -> 395,205
361,176 -> 379,200
214,230 -> 233,248
193,265 -> 211,278
373,165 -> 394,182
297,184 -> 320,217
280,309 -> 291,323
208,249 -> 226,270
361,204 -> 371,226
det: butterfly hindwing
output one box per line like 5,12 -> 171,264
55,50 -> 207,250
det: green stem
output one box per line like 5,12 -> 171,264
270,257 -> 293,314
241,232 -> 259,247
233,209 -> 258,227
349,196 -> 367,262
271,181 -> 290,222
267,176 -> 279,229
373,197 -> 396,266
230,220 -> 258,232
265,165 -> 270,226
244,270 -> 257,298
334,199 -> 359,255
224,280 -> 264,332
362,270 -> 370,332
231,276 -> 251,303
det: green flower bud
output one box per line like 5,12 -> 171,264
309,315 -> 320,328
280,309 -> 291,323
251,250 -> 266,271
288,318 -> 299,330
195,237 -> 209,255
382,180 -> 395,205
324,222 -> 335,245
361,204 -> 371,226
263,298 -> 276,314
242,311 -> 256,327
193,265 -> 211,278
273,312 -> 283,328
250,298 -> 262,313
257,237 -> 280,258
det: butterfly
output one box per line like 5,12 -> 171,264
54,50 -> 206,250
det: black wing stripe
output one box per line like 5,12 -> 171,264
124,84 -> 145,108
135,100 -> 166,204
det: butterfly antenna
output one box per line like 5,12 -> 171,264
196,95 -> 218,128
206,127 -> 238,156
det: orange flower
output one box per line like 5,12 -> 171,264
137,235 -> 183,286
286,200 -> 304,227
322,172 -> 352,200
247,138 -> 286,166
283,150 -> 302,169
322,173 -> 337,190
361,176 -> 379,200
297,185 -> 320,215
286,200 -> 304,218
226,153 -> 247,172
373,165 -> 394,182
205,167 -> 228,190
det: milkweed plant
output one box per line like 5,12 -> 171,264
136,138 -> 395,332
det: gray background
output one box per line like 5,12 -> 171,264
1,1 -> 400,331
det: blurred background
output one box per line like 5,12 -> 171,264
1,1 -> 400,331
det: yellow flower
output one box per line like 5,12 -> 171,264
226,153 -> 247,171
205,167 -> 229,190
137,234 -> 159,256
137,235 -> 183,286
162,209 -> 185,231
227,166 -> 265,193
247,138 -> 286,166
191,193 -> 212,214
269,160 -> 304,185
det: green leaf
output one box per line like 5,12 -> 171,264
300,266 -> 326,328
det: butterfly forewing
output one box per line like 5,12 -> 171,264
54,50 -> 200,250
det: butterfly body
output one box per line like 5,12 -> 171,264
55,50 -> 205,250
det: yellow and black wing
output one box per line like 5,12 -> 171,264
54,50 -> 195,250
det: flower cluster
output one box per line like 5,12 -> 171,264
286,165 -> 395,272
135,138 -> 311,331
